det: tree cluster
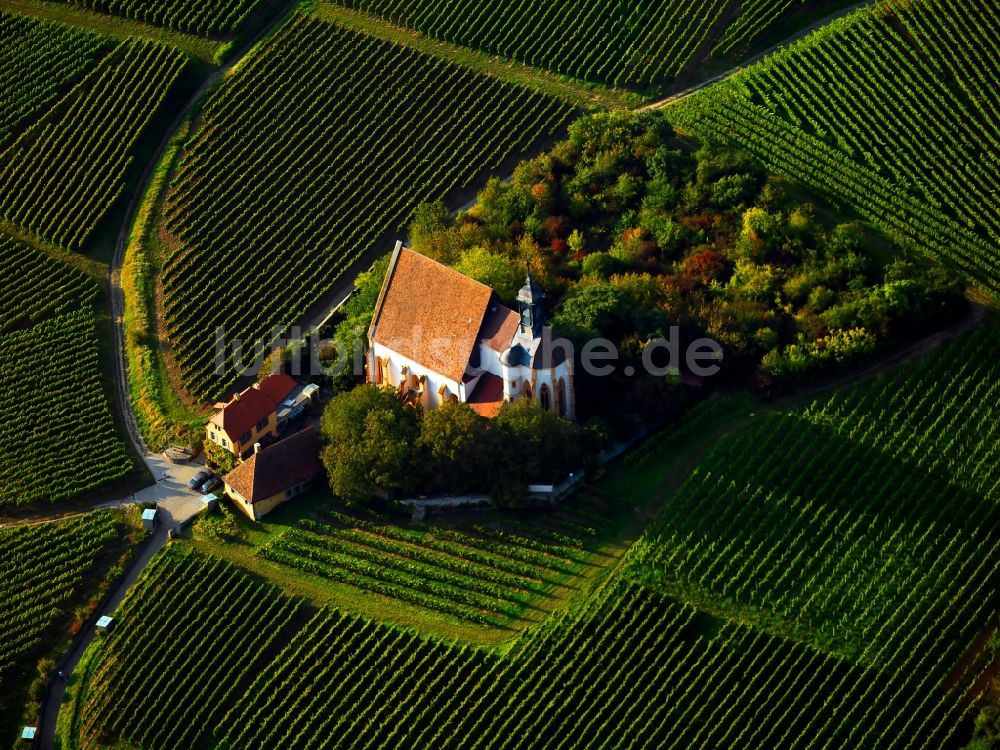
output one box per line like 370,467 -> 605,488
319,385 -> 582,506
409,110 -> 964,406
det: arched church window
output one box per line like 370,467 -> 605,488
540,383 -> 551,411
557,379 -> 567,417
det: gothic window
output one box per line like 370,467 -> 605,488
540,383 -> 551,411
557,379 -> 567,417
374,356 -> 384,385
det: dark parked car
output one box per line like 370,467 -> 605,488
187,470 -> 212,491
199,475 -> 223,495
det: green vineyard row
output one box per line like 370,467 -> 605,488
79,549 -> 306,750
714,0 -> 804,55
49,0 -> 262,35
0,38 -> 186,252
0,11 -> 109,147
0,234 -> 96,333
0,512 -> 119,680
160,13 -> 577,399
625,324 -> 999,747
256,500 -> 609,627
325,0 -> 729,88
0,310 -> 133,506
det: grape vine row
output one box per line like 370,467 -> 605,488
257,499 -> 609,627
0,512 -> 119,684
0,39 -> 186,251
325,0 -> 730,88
0,235 -> 97,333
50,0 -> 263,35
0,310 -> 133,507
0,12 -> 109,147
79,549 -> 307,750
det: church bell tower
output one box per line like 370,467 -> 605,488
517,274 -> 545,340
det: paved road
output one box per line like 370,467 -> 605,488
34,454 -> 206,749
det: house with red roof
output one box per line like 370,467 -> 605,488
223,427 -> 324,520
206,372 -> 299,459
367,242 -> 574,420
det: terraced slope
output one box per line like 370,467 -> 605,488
668,0 -> 1000,295
160,12 -> 577,399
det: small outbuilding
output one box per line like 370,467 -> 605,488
20,727 -> 36,743
96,615 -> 114,634
223,427 -> 324,521
141,508 -> 158,532
201,493 -> 219,513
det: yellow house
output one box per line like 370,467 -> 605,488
206,373 -> 298,459
223,427 -> 324,520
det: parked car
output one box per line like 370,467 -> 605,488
199,475 -> 223,495
187,470 -> 212,491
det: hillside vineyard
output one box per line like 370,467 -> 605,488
0,235 -> 96,333
75,327 -> 998,749
0,513 -> 121,681
669,0 -> 1000,295
0,13 -> 108,145
47,0 -> 264,34
0,40 -> 186,251
0,311 -> 132,506
160,14 -> 576,398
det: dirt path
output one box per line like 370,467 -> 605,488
641,0 -> 872,110
108,0 -> 302,461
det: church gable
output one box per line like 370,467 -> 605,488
369,245 -> 494,383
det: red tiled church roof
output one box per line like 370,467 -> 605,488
467,372 -> 505,418
223,427 -> 324,503
479,303 -> 520,353
209,373 -> 298,442
369,248 -> 494,383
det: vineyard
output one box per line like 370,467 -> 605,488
320,0 -> 833,88
0,12 -> 109,147
714,0 -> 809,55
0,310 -> 133,507
49,0 -> 264,35
0,38 -> 186,251
0,235 -> 97,333
73,325 -> 999,749
625,324 -> 1000,744
668,0 -> 1000,296
160,12 -> 577,399
324,0 -> 731,88
257,497 -> 614,628
0,511 -> 126,741
78,548 -> 307,750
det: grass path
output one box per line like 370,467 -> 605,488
0,0 -> 223,61
309,1 -> 641,110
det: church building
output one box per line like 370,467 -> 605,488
367,242 -> 574,420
